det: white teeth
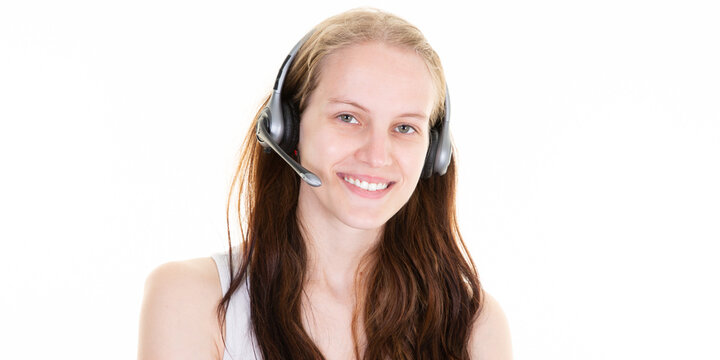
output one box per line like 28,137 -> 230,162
343,176 -> 389,191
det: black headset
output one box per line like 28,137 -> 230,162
256,31 -> 452,187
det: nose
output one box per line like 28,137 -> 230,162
355,129 -> 392,168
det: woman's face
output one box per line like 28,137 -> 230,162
297,41 -> 436,232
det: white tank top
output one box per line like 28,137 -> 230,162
211,251 -> 262,360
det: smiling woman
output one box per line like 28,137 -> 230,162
138,7 -> 511,360
297,42 -> 434,231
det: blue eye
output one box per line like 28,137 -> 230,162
396,124 -> 416,134
338,114 -> 359,124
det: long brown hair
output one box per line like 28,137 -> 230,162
218,8 -> 483,359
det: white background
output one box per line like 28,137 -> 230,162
1,0 -> 718,359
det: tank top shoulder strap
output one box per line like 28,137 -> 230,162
211,251 -> 261,360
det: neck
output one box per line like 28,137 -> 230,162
296,194 -> 381,297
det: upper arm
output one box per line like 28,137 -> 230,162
137,257 -> 225,360
469,292 -> 513,360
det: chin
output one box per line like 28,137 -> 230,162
336,211 -> 394,232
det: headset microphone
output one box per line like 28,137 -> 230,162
255,31 -> 322,187
256,110 -> 322,187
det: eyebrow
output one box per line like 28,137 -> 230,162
327,97 -> 428,121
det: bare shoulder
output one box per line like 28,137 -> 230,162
138,257 -> 225,360
469,291 -> 513,360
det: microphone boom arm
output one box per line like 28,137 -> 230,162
256,115 -> 322,187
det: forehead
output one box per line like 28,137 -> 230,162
312,42 -> 436,119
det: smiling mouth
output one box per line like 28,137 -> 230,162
342,175 -> 391,192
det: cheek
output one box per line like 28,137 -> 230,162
297,123 -> 345,170
298,121 -> 321,157
400,144 -> 430,178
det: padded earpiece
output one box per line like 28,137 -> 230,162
422,127 -> 439,179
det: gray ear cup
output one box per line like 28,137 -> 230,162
257,99 -> 298,155
432,119 -> 452,176
421,89 -> 452,178
431,89 -> 452,177
260,92 -> 285,145
256,107 -> 274,154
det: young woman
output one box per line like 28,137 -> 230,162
138,8 -> 512,360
